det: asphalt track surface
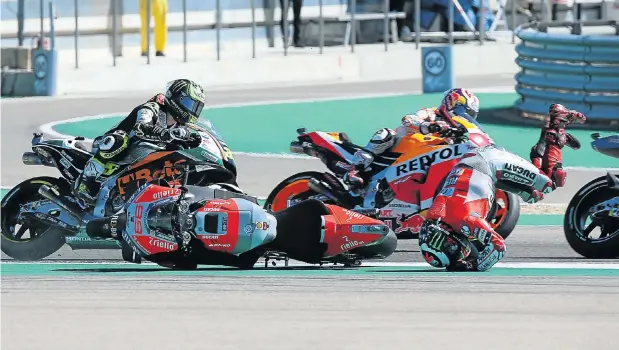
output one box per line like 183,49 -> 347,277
2,77 -> 618,350
3,273 -> 618,350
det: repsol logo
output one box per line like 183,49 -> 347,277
395,145 -> 463,176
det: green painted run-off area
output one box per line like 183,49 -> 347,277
2,263 -> 618,277
54,92 -> 617,168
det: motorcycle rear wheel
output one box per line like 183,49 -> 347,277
564,175 -> 619,259
264,171 -> 332,212
488,190 -> 520,240
1,177 -> 72,261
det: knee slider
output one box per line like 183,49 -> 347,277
99,131 -> 129,159
553,166 -> 567,187
367,128 -> 396,154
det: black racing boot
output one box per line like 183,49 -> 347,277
74,175 -> 100,208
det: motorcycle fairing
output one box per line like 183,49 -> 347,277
292,116 -> 495,235
194,198 -> 277,255
123,184 -> 182,256
592,134 -> 619,159
32,139 -> 91,182
123,184 -> 277,258
320,205 -> 391,257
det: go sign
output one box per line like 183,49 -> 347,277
421,46 -> 453,93
424,50 -> 446,76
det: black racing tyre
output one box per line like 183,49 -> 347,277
489,190 -> 521,240
1,177 -> 72,261
157,260 -> 198,270
564,175 -> 619,259
264,171 -> 334,212
351,229 -> 398,259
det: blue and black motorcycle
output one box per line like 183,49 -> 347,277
564,133 -> 619,259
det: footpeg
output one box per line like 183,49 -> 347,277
353,208 -> 380,219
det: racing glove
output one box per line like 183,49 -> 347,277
135,123 -> 202,148
529,104 -> 586,188
165,128 -> 202,148
426,121 -> 451,134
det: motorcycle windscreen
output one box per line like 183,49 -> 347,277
196,119 -> 226,144
452,106 -> 486,133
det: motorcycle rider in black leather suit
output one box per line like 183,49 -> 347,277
73,79 -> 207,208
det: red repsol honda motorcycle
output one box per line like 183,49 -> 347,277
85,162 -> 398,269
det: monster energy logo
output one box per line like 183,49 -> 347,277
427,232 -> 446,251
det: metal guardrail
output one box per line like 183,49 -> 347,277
514,20 -> 619,123
11,0 -> 523,68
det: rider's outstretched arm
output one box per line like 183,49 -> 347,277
131,100 -> 173,142
401,108 -> 449,135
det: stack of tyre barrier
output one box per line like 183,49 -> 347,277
514,20 -> 619,129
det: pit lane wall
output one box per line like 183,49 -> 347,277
514,20 -> 619,127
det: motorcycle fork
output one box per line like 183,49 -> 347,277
606,172 -> 619,191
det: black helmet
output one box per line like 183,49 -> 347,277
164,79 -> 206,125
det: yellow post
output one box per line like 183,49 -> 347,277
140,0 -> 168,56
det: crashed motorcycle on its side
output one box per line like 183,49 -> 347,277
564,133 -> 619,259
85,162 -> 398,269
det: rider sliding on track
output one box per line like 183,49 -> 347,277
343,88 -> 480,193
419,103 -> 586,272
73,79 -> 208,208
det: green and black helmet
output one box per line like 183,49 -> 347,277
164,79 -> 206,125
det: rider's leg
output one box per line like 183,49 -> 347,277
344,128 -> 396,190
425,166 -> 506,271
75,131 -> 130,206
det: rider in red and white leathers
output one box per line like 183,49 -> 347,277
343,88 -> 480,192
419,104 -> 586,271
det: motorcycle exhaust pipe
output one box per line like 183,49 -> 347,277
22,152 -> 43,165
289,141 -> 304,154
86,213 -> 127,239
38,185 -> 85,222
308,178 -> 341,203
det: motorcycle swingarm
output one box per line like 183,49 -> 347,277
18,200 -> 82,234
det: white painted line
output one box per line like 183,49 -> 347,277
2,261 -> 618,269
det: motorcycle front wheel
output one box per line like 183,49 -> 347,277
564,175 -> 619,259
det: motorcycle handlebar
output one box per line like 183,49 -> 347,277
438,126 -> 467,139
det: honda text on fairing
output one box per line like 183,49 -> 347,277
84,173 -> 397,269
0,121 -> 236,261
564,133 -> 619,259
263,115 -> 521,240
